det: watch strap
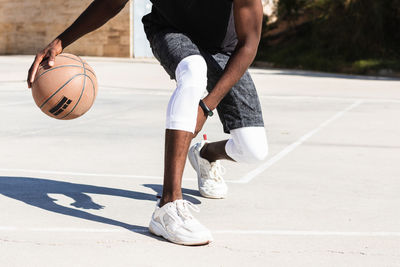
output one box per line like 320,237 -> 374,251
199,99 -> 213,117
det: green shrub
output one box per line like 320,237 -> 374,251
258,0 -> 400,74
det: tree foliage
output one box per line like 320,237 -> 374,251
258,0 -> 400,74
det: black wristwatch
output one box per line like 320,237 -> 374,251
199,99 -> 214,117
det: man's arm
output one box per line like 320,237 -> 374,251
202,0 -> 263,110
27,0 -> 129,88
193,0 -> 262,136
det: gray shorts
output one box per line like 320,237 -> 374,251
147,29 -> 264,134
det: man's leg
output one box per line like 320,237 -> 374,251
160,55 -> 207,205
223,127 -> 268,163
188,126 -> 268,199
199,127 -> 268,164
151,126 -> 213,245
160,129 -> 192,206
200,140 -> 232,163
188,52 -> 267,198
148,43 -> 213,244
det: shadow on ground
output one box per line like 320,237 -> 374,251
143,183 -> 202,200
0,176 -> 201,238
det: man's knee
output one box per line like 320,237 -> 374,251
165,55 -> 207,133
175,55 -> 207,88
226,127 -> 268,163
242,141 -> 268,163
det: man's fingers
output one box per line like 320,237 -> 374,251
48,49 -> 57,67
27,66 -> 33,88
29,58 -> 41,83
28,54 -> 44,87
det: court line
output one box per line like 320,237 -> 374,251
0,226 -> 399,237
99,86 -> 400,103
0,80 -> 26,84
0,101 -> 31,107
259,95 -> 400,103
213,230 -> 400,237
15,106 -> 136,137
2,83 -> 400,103
236,100 -> 364,184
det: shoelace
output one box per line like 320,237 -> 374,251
175,200 -> 200,220
208,161 -> 226,182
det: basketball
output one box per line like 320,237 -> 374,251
31,53 -> 98,120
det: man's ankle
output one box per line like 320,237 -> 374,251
199,140 -> 233,162
200,143 -> 212,162
159,194 -> 182,207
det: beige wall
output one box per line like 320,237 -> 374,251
0,0 -> 131,57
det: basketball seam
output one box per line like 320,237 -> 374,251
85,75 -> 96,106
58,54 -> 95,69
59,56 -> 87,119
34,65 -> 96,83
58,55 -> 96,77
57,54 -> 81,64
39,73 -> 92,109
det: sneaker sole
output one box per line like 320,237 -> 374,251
188,145 -> 227,199
199,189 -> 226,199
149,220 -> 211,246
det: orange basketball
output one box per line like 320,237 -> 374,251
32,53 -> 98,120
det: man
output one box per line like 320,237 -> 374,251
27,0 -> 268,246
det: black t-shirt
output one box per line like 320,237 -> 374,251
142,0 -> 238,53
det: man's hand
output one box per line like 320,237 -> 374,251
27,0 -> 129,88
27,38 -> 63,88
193,106 -> 208,137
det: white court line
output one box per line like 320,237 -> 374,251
0,226 -> 399,237
16,106 -> 136,137
0,99 -> 368,184
213,230 -> 400,237
0,100 -> 31,107
99,86 -> 400,103
100,86 -> 172,96
259,95 -> 400,103
236,100 -> 364,184
1,81 -> 399,104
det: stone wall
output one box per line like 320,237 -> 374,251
0,0 -> 131,57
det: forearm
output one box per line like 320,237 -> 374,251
203,44 -> 258,110
203,0 -> 262,110
57,0 -> 128,49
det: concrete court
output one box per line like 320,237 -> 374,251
0,55 -> 400,267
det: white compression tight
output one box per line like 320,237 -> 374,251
225,127 -> 269,163
166,55 -> 268,164
166,55 -> 207,133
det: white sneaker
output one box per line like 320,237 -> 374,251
149,199 -> 213,245
188,140 -> 228,199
